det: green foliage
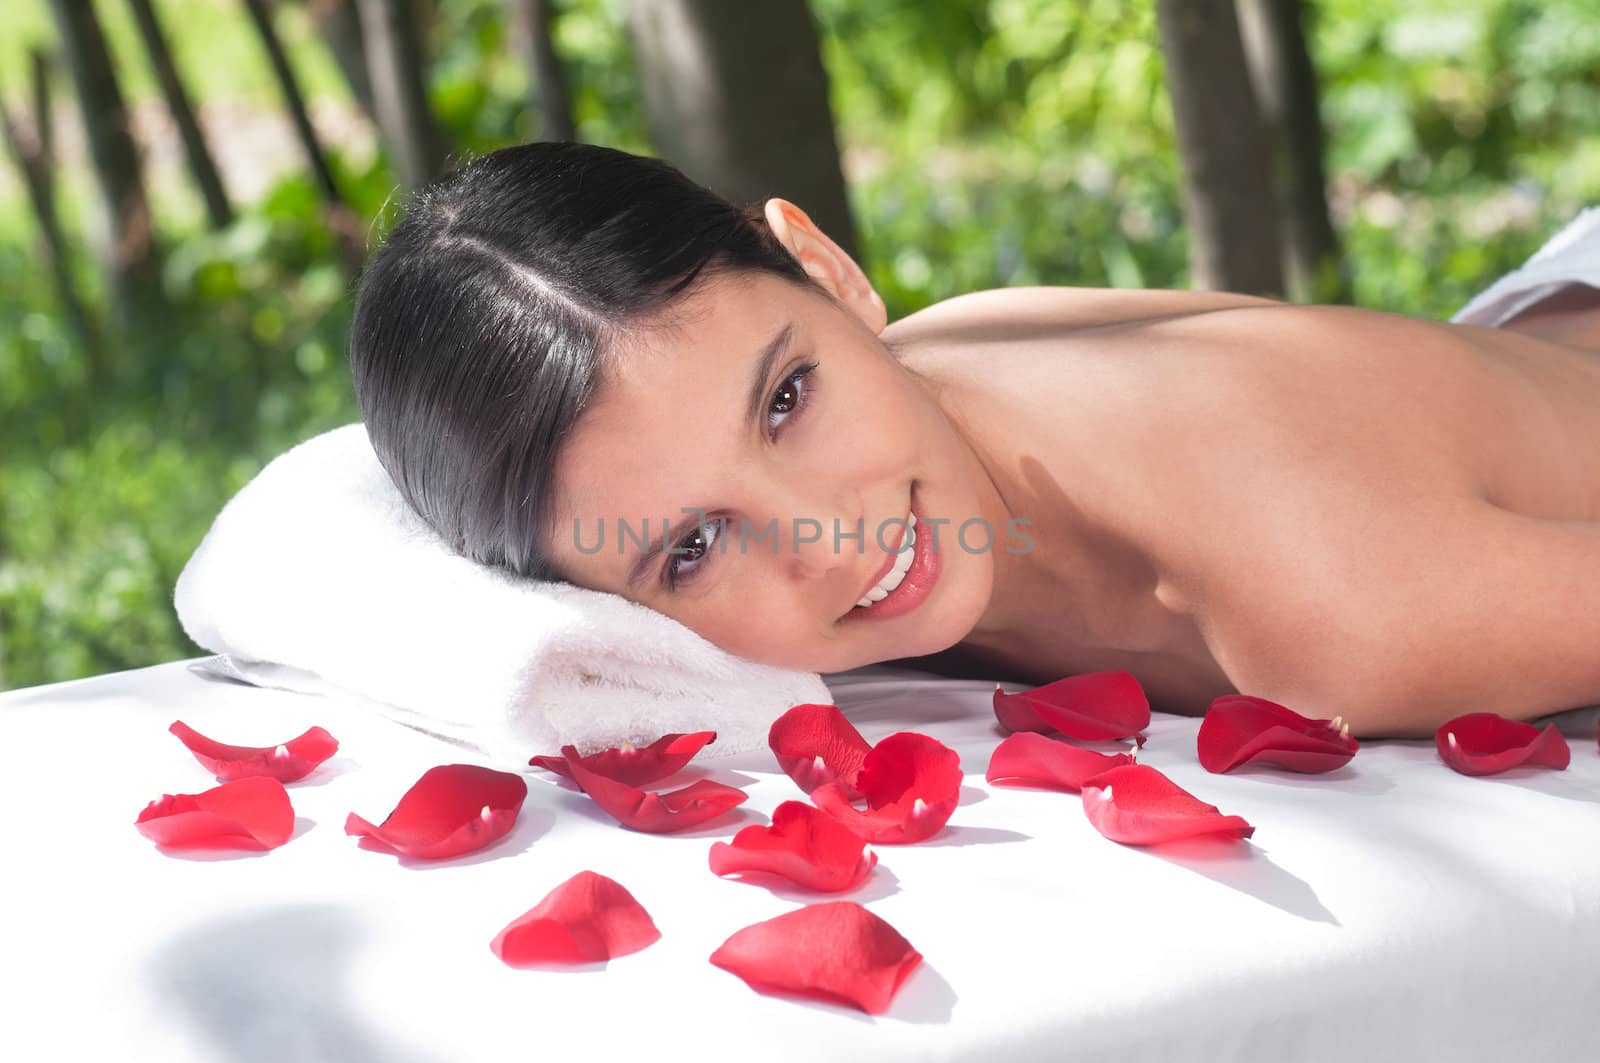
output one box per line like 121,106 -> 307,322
0,152 -> 364,688
813,0 -> 1183,315
0,0 -> 1597,689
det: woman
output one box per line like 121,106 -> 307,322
349,141 -> 1600,740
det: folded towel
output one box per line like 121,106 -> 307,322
174,424 -> 833,764
1452,205 -> 1600,326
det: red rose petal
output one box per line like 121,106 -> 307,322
768,703 -> 873,798
491,871 -> 661,965
1080,764 -> 1254,846
810,731 -> 962,844
1196,695 -> 1360,774
345,764 -> 527,859
1435,712 -> 1571,776
985,731 -> 1134,791
529,731 -> 717,787
136,776 -> 295,850
993,671 -> 1151,741
169,719 -> 339,783
709,800 -> 878,892
710,901 -> 922,1014
563,749 -> 746,833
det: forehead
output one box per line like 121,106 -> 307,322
547,271 -> 813,584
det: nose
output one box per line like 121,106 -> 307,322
784,517 -> 859,580
750,481 -> 861,581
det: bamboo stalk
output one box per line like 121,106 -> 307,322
511,0 -> 575,142
240,0 -> 344,206
126,0 -> 233,229
356,0 -> 447,190
2,50 -> 101,376
47,0 -> 161,321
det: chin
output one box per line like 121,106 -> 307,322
849,556 -> 994,668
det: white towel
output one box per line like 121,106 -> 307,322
173,424 -> 833,764
1451,205 -> 1600,326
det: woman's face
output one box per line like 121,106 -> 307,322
547,269 -> 997,673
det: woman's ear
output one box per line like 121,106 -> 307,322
763,197 -> 888,334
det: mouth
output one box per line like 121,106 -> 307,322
842,482 -> 942,622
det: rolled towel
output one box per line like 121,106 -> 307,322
174,423 -> 833,764
1452,205 -> 1600,326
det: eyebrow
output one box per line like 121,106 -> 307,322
622,321 -> 794,592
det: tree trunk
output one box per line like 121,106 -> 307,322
1155,0 -> 1283,296
47,0 -> 160,320
0,54 -> 99,374
32,50 -> 54,163
126,0 -> 233,229
626,0 -> 858,260
240,0 -> 343,205
1236,0 -> 1349,304
510,0 -> 575,142
356,0 -> 447,190
306,0 -> 378,121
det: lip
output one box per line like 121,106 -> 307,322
843,483 -> 941,622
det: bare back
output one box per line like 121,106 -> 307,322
879,286 -> 1600,717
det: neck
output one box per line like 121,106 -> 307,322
943,393 -> 1198,666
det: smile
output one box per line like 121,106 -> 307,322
844,484 -> 942,621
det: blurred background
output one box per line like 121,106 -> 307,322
0,0 -> 1596,691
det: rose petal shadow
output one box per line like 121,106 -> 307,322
957,784 -> 988,807
766,992 -> 876,1024
1076,738 -> 1144,755
550,789 -> 626,827
660,768 -> 762,790
650,806 -> 765,839
390,807 -> 553,869
986,779 -> 1079,794
1479,770 -> 1600,803
284,758 -> 356,788
986,721 -> 1139,756
1218,764 -> 1395,797
1151,837 -> 1340,925
150,904 -> 432,1063
886,961 -> 957,1024
917,824 -> 1029,847
529,771 -> 583,793
737,956 -> 955,1025
715,865 -> 903,905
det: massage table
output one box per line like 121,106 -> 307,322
3,657 -> 1596,1061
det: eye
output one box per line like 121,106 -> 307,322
663,362 -> 819,593
766,362 -> 818,438
665,516 -> 726,590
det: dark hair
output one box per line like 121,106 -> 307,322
349,141 -> 818,582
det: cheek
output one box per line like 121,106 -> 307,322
828,368 -> 926,471
679,598 -> 816,664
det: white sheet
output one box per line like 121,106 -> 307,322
3,659 -> 1597,1062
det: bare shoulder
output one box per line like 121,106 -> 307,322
891,293 -> 1565,729
1109,304 -> 1600,732
1091,305 -> 1500,697
883,285 -> 1281,350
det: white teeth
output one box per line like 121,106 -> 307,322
856,512 -> 917,608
